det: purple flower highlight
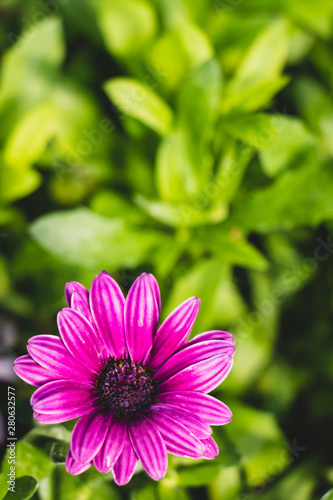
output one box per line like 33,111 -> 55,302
14,272 -> 235,485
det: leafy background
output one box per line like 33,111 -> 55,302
0,0 -> 333,499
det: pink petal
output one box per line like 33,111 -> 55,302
13,355 -> 55,387
186,330 -> 235,347
94,416 -> 126,473
147,408 -> 205,458
33,410 -> 89,424
71,290 -> 93,323
112,432 -> 138,486
66,448 -> 92,475
27,334 -> 94,381
65,281 -> 89,307
147,297 -> 200,370
57,308 -> 107,373
128,415 -> 167,481
90,272 -> 127,358
71,410 -> 111,464
201,436 -> 219,459
158,354 -> 234,394
145,273 -> 161,322
153,340 -> 235,383
156,391 -> 232,425
124,274 -> 159,364
31,380 -> 96,420
149,403 -> 212,438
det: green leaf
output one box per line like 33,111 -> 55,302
90,191 -> 144,224
0,166 -> 42,203
24,424 -> 72,446
53,464 -> 120,500
223,19 -> 290,112
0,254 -> 10,298
259,118 -> 316,176
321,489 -> 333,500
29,208 -> 164,270
178,58 -> 222,147
230,19 -> 289,83
136,195 -> 228,228
214,449 -> 242,468
292,78 -> 333,156
176,23 -> 213,69
230,160 -> 333,232
209,465 -> 242,500
195,228 -> 269,271
96,0 -> 157,57
146,21 -> 213,94
158,480 -> 190,500
246,460 -> 316,500
50,79 -> 102,160
221,113 -> 317,176
3,104 -> 58,168
214,140 -> 253,205
104,77 -> 173,135
156,59 -> 222,201
223,76 -> 289,114
0,208 -> 18,225
130,484 -> 157,500
0,473 -> 7,498
149,235 -> 184,279
281,0 -> 333,38
3,476 -> 38,500
0,18 -> 65,122
50,441 -> 69,464
156,131 -> 201,201
225,401 -> 289,487
166,261 -> 245,333
221,113 -> 283,151
1,441 -> 55,483
124,148 -> 156,197
176,463 -> 220,487
145,31 -> 190,91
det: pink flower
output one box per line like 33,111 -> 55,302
14,272 -> 235,485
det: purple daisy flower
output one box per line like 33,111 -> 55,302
14,272 -> 235,485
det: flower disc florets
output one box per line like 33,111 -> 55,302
94,357 -> 155,420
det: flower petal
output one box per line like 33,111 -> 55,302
27,334 -> 94,381
147,297 -> 200,370
186,330 -> 235,346
153,340 -> 235,383
94,416 -> 126,473
71,410 -> 111,464
156,391 -> 232,425
66,448 -> 92,475
13,355 -> 55,387
65,281 -> 89,307
90,272 -> 127,358
57,308 -> 107,372
33,410 -> 88,424
31,380 -> 96,419
71,290 -> 93,323
201,436 -> 219,460
124,274 -> 159,364
145,273 -> 161,321
149,403 -> 212,438
128,415 -> 167,481
158,354 -> 234,394
112,431 -> 138,486
147,408 -> 205,458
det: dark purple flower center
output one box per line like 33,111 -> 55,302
94,357 -> 155,420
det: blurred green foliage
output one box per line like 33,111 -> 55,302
1,0 -> 333,499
